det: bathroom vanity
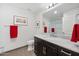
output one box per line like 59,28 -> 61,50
34,34 -> 79,56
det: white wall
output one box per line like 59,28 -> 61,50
0,4 -> 36,53
63,8 -> 79,37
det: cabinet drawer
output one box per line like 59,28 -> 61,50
71,52 -> 79,56
58,46 -> 79,56
58,46 -> 72,56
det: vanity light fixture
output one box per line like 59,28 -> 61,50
46,3 -> 52,9
46,3 -> 58,9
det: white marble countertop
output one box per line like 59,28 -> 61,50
34,34 -> 79,53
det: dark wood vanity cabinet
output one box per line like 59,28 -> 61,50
34,37 -> 58,56
34,37 -> 44,56
34,37 -> 79,56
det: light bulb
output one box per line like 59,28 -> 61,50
54,10 -> 57,14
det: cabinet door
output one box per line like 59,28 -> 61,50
34,37 -> 40,55
34,37 -> 44,56
42,45 -> 47,56
46,44 -> 58,56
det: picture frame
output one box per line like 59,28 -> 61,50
13,15 -> 28,25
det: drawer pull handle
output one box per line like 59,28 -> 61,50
61,49 -> 71,56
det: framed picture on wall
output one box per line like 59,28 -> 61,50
13,15 -> 28,25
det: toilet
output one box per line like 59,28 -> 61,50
27,40 -> 34,51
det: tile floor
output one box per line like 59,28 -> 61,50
0,46 -> 35,56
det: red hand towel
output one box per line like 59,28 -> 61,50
44,26 -> 47,33
51,28 -> 55,32
71,24 -> 78,42
10,25 -> 18,38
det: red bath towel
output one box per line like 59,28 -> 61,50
76,24 -> 79,41
71,24 -> 79,42
10,25 -> 18,38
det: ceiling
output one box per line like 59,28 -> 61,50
1,3 -> 79,20
2,3 -> 51,15
43,3 -> 79,21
